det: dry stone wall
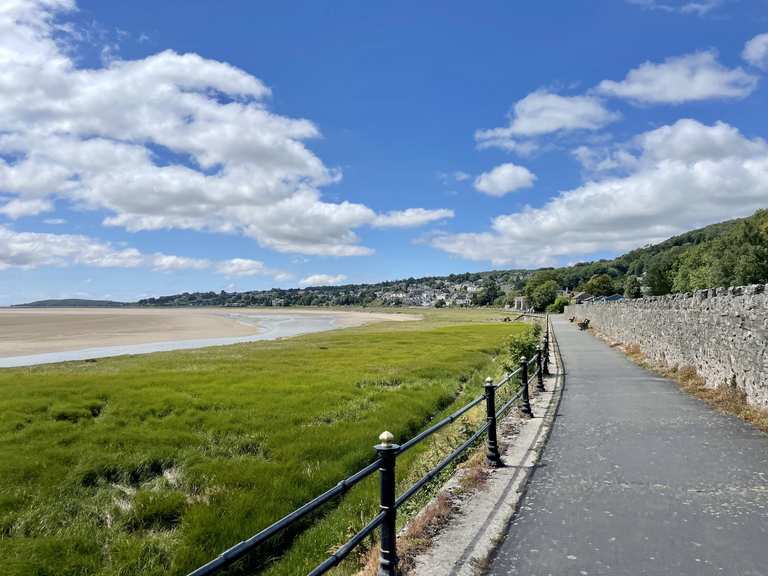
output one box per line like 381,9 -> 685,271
565,284 -> 768,408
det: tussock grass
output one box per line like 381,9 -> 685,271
0,308 -> 526,575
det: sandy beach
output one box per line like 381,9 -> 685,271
0,307 -> 420,360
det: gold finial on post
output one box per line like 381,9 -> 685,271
378,430 -> 395,447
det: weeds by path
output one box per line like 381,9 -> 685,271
594,329 -> 768,434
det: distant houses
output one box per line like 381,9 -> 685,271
138,270 -> 533,309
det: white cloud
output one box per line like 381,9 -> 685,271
437,171 -> 471,184
0,1 -> 448,257
151,254 -> 209,271
475,90 -> 618,153
0,225 -> 144,269
372,208 -> 454,228
473,163 -> 536,197
743,33 -> 768,71
596,51 -> 757,104
216,258 -> 275,277
433,119 -> 768,266
0,197 -> 53,218
626,0 -> 723,15
0,225 -> 289,277
298,274 -> 347,287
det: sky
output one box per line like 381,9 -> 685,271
2,0 -> 768,304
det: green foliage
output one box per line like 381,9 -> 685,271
523,269 -> 562,299
471,277 -> 503,306
530,280 -> 559,311
0,310 -> 526,576
672,213 -> 768,292
517,209 -> 768,299
623,275 -> 642,299
501,328 -> 540,371
546,295 -> 570,313
580,274 -> 616,296
434,298 -> 446,308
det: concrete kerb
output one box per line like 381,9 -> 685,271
409,323 -> 566,576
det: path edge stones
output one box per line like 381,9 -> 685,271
409,323 -> 566,576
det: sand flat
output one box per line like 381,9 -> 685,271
0,307 -> 420,359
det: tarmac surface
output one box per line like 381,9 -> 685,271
488,317 -> 768,576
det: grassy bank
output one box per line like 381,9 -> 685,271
0,308 -> 527,575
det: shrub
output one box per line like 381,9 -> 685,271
501,328 -> 540,372
530,280 -> 559,311
546,295 -> 570,314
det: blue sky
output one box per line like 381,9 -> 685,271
2,0 -> 768,304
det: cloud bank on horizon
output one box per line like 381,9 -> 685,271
0,0 -> 768,301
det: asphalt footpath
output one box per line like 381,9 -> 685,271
488,317 -> 768,576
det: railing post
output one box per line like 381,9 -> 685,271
519,356 -> 533,418
484,377 -> 502,466
542,331 -> 550,376
536,346 -> 545,392
375,431 -> 399,576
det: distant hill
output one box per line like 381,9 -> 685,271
12,299 -> 128,308
137,208 -> 768,309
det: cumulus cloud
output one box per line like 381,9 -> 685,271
433,119 -> 768,266
0,198 -> 54,218
474,163 -> 536,197
743,33 -> 768,70
596,51 -> 757,104
0,226 -> 144,269
475,90 -> 618,153
0,225 -> 287,277
372,208 -> 454,228
216,258 -> 275,276
0,0 -> 449,257
298,274 -> 347,287
150,254 -> 209,271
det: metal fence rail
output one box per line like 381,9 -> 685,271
187,314 -> 554,576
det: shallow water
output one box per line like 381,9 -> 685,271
0,313 -> 338,368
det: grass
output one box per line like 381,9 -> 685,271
0,307 -> 529,576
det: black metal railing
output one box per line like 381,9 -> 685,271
188,315 -> 554,576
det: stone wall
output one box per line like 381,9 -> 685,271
565,285 -> 768,408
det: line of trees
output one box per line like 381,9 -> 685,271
512,209 -> 768,311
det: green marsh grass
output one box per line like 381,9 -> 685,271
0,308 -> 529,575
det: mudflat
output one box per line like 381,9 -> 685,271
0,307 -> 420,358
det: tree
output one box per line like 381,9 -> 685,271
646,259 -> 673,295
472,277 -> 502,306
624,276 -> 642,299
530,280 -> 559,311
581,274 -> 615,296
546,295 -> 570,314
434,299 -> 446,308
523,269 -> 562,299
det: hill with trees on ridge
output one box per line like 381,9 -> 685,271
522,208 -> 768,312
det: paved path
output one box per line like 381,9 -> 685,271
489,317 -> 768,576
